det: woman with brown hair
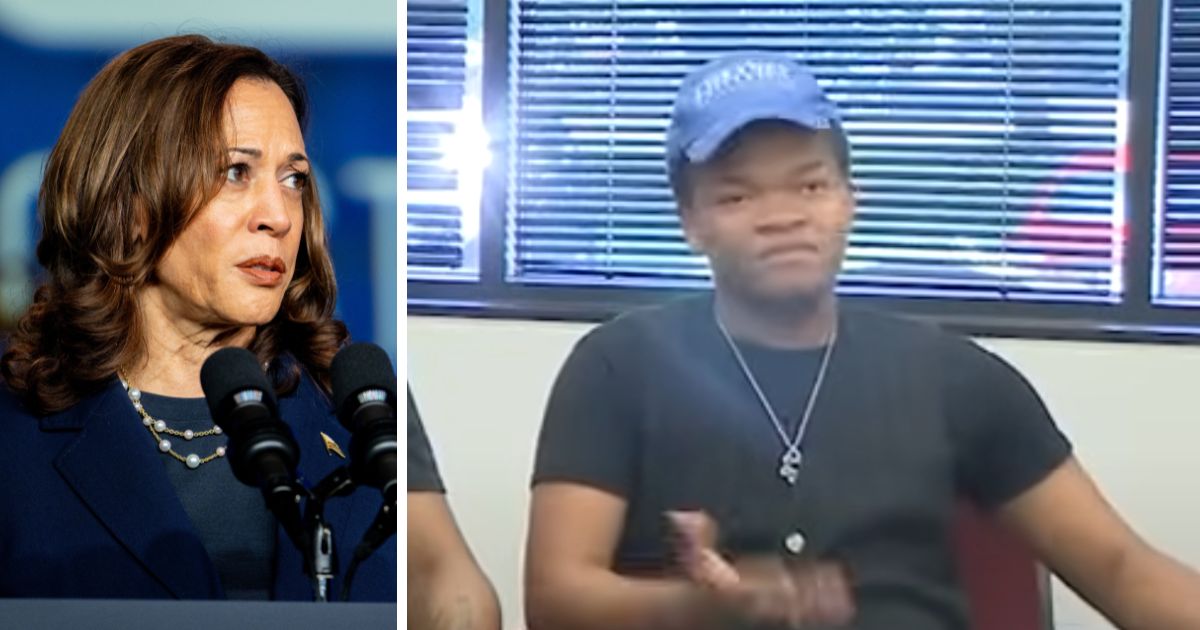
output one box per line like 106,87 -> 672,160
0,34 -> 394,601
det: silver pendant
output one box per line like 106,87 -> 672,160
784,531 -> 806,555
779,448 -> 803,485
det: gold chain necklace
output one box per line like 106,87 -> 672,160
117,373 -> 228,470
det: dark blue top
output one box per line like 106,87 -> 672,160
140,392 -> 276,600
0,366 -> 396,601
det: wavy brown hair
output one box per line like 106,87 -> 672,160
1,34 -> 348,415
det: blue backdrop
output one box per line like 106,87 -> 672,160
0,5 -> 398,359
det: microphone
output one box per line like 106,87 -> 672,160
330,342 -> 398,505
200,347 -> 304,546
330,342 -> 398,601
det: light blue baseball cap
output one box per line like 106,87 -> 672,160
666,52 -> 841,177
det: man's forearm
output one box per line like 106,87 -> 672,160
1091,546 -> 1200,630
526,569 -> 726,630
411,564 -> 501,630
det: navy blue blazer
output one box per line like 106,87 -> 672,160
0,371 -> 396,601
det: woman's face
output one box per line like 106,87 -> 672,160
147,78 -> 309,332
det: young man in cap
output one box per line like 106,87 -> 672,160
408,388 -> 501,630
524,52 -> 1200,629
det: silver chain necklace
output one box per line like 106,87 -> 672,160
714,311 -> 837,486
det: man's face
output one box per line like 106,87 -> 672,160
680,121 -> 855,303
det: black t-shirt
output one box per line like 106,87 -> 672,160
138,392 -> 276,600
408,387 -> 444,493
531,295 -> 1071,629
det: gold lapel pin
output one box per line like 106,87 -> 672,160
320,432 -> 346,459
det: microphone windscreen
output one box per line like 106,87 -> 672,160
331,342 -> 397,418
200,347 -> 278,415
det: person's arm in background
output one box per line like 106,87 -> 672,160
409,492 -> 501,630
407,388 -> 500,630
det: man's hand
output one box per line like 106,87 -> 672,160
667,510 -> 855,628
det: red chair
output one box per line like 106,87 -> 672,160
952,501 -> 1052,630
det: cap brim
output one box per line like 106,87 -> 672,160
684,105 -> 834,164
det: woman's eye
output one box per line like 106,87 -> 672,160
224,163 -> 250,183
283,172 -> 309,191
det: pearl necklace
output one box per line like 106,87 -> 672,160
117,374 -> 228,470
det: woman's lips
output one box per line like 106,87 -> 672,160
236,256 -> 287,286
237,266 -> 284,286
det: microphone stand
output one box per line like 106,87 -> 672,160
261,452 -> 394,600
262,465 -> 395,602
302,466 -> 357,602
307,465 -> 397,602
340,487 -> 395,601
263,467 -> 357,602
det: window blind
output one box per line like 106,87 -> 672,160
507,0 -> 1128,302
407,0 -> 477,277
1160,0 -> 1200,304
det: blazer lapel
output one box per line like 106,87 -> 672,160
49,381 -> 221,599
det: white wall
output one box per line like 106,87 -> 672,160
408,314 -> 1200,630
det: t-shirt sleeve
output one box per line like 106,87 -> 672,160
945,337 -> 1073,509
407,387 -> 445,493
531,331 -> 638,498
